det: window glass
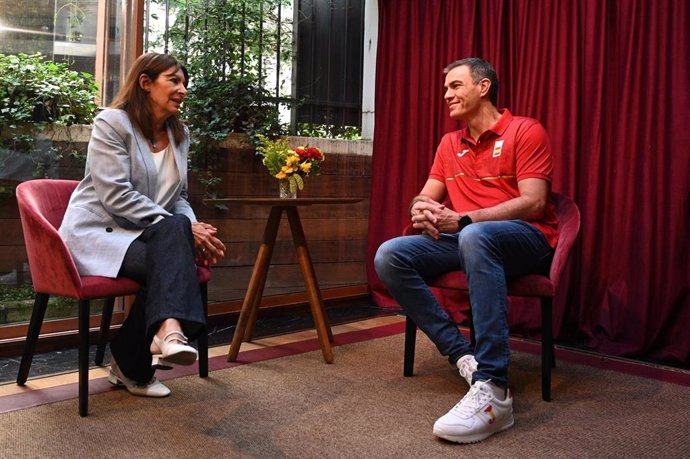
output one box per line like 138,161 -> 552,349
0,0 -> 132,334
0,0 -> 127,106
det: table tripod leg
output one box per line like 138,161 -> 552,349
244,265 -> 269,341
286,207 -> 334,363
227,207 -> 283,361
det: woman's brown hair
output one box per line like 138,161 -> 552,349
110,52 -> 189,146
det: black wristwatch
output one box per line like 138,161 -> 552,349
457,215 -> 473,232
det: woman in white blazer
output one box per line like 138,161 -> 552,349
59,53 -> 225,397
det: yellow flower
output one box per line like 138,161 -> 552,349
257,136 -> 324,184
286,154 -> 300,166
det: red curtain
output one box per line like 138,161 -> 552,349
367,0 -> 690,364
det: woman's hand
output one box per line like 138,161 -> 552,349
191,221 -> 226,266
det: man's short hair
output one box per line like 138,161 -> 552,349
444,57 -> 499,106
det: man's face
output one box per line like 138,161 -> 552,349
443,65 -> 485,120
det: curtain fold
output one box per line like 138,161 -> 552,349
367,0 -> 690,364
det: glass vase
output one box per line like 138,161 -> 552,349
278,180 -> 297,199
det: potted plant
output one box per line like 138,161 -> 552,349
0,53 -> 98,197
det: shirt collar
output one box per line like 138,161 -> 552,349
460,109 -> 513,145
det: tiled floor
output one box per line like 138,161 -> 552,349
0,301 -> 395,384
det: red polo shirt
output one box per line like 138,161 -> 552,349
429,109 -> 559,247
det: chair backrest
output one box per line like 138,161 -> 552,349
16,179 -> 84,297
548,193 -> 581,289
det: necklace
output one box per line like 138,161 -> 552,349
151,128 -> 166,150
150,136 -> 163,150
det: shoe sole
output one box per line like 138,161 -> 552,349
108,370 -> 170,398
153,349 -> 198,366
434,418 -> 514,444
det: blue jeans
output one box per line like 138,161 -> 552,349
374,221 -> 553,388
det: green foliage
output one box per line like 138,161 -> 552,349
297,123 -> 362,140
0,53 -> 98,128
0,284 -> 104,325
150,0 -> 292,196
0,284 -> 35,302
0,53 -> 98,197
256,136 -> 292,176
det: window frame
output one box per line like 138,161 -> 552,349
94,0 -> 145,106
0,0 -> 145,346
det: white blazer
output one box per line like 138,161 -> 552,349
59,109 -> 197,277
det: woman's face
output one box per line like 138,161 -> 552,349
142,66 -> 188,121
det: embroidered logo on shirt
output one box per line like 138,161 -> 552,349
492,140 -> 504,158
457,149 -> 470,157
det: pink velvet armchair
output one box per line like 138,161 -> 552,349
402,192 -> 580,401
15,179 -> 210,416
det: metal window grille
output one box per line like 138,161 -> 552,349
293,0 -> 364,136
143,0 -> 363,137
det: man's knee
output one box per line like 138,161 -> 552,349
458,224 -> 500,271
376,237 -> 414,282
458,224 -> 493,253
374,239 -> 395,279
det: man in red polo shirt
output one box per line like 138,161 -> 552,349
375,57 -> 558,443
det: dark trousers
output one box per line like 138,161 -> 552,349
112,214 -> 205,383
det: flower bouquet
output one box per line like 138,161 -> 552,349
257,135 -> 325,198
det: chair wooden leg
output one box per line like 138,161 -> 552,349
95,297 -> 115,366
16,293 -> 50,385
403,315 -> 417,377
541,297 -> 553,402
79,299 -> 90,417
198,282 -> 209,378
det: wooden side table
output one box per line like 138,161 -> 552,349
203,197 -> 362,363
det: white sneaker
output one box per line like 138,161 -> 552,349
433,380 -> 514,444
456,354 -> 478,386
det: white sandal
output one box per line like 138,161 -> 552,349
150,330 -> 198,366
